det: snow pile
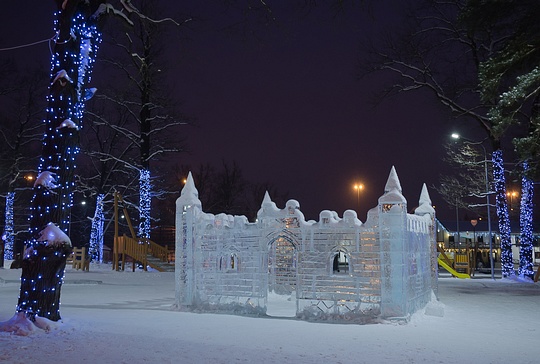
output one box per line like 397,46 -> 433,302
34,171 -> 59,190
37,222 -> 71,247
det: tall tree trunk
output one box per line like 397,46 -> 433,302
16,1 -> 103,322
89,193 -> 105,262
492,149 -> 514,277
518,162 -> 534,278
3,192 -> 15,261
138,31 -> 152,240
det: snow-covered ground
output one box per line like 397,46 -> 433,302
1,263 -> 540,364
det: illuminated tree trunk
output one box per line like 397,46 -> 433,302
492,149 -> 514,277
89,193 -> 105,262
519,162 -> 534,278
17,1 -> 103,322
138,26 -> 153,240
3,192 -> 15,260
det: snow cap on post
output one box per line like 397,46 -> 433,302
415,183 -> 435,217
177,172 -> 201,209
378,166 -> 406,204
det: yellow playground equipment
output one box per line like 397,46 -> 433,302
437,246 -> 470,279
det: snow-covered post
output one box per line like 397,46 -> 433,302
378,167 -> 408,319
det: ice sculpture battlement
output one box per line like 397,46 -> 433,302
175,167 -> 438,323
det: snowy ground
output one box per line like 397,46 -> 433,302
1,263 -> 540,364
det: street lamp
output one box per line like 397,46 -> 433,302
506,190 -> 519,210
451,133 -> 495,279
353,183 -> 364,212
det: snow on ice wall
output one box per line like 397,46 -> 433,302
175,167 -> 437,322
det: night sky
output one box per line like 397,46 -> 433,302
2,1 -> 463,221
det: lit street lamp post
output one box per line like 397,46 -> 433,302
471,219 -> 477,275
451,133 -> 495,279
506,190 -> 519,211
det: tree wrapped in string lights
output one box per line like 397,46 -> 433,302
17,0 -> 104,324
491,150 -> 514,277
519,163 -> 534,278
1,1 -> 135,332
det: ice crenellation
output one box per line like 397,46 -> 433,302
175,166 -> 438,324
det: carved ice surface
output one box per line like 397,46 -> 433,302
175,168 -> 437,323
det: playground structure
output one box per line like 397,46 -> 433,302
112,192 -> 174,272
175,167 -> 438,322
437,246 -> 470,279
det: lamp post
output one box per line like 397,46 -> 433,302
471,219 -> 478,275
451,133 -> 495,279
353,183 -> 364,212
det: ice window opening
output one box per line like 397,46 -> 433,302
332,251 -> 349,274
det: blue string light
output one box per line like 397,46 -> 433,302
138,169 -> 151,239
492,149 -> 515,277
89,193 -> 105,262
2,192 -> 15,260
518,162 -> 534,278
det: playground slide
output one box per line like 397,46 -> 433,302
437,257 -> 470,279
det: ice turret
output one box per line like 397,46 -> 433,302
415,183 -> 435,217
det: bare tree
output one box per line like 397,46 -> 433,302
363,0 -> 519,276
0,66 -> 46,263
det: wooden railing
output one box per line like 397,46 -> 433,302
113,235 -> 146,272
112,192 -> 170,272
113,235 -> 169,272
141,237 -> 169,263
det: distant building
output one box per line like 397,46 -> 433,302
436,219 -> 540,266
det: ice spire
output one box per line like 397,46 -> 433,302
177,171 -> 201,208
384,165 -> 402,193
415,183 -> 435,217
262,191 -> 272,205
257,190 -> 279,218
379,166 -> 406,204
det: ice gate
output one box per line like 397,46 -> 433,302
175,167 -> 438,322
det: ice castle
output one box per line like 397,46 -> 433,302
175,167 -> 438,323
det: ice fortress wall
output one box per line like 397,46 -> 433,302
175,167 -> 438,322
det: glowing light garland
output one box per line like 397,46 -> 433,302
139,169 -> 151,239
518,162 -> 534,278
89,193 -> 105,263
492,149 -> 514,277
2,192 -> 15,260
18,8 -> 102,321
